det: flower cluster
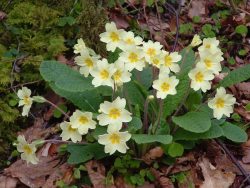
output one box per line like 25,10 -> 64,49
15,22 -> 238,165
188,35 -> 236,119
74,22 -> 181,98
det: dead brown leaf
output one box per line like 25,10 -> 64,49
4,153 -> 73,188
114,176 -> 134,188
188,0 -> 207,19
142,147 -> 164,165
236,82 -> 250,99
150,168 -> 174,188
85,160 -> 115,188
199,157 -> 236,188
0,176 -> 18,188
235,105 -> 250,121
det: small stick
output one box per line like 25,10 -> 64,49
216,139 -> 250,185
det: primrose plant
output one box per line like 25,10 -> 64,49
15,22 -> 249,165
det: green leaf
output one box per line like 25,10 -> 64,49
222,122 -> 247,143
167,142 -> 184,157
192,16 -> 200,23
127,117 -> 143,133
202,24 -> 216,37
50,83 -> 101,112
235,25 -> 248,36
219,64 -> 250,87
67,143 -> 108,164
185,91 -> 202,111
40,61 -> 93,92
132,67 -> 153,89
123,81 -> 147,110
245,103 -> 250,111
174,122 -> 223,140
163,48 -> 195,118
131,134 -> 172,144
172,112 -> 211,133
238,49 -> 247,56
107,48 -> 122,63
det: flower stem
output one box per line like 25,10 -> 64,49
45,99 -> 70,119
153,99 -> 164,134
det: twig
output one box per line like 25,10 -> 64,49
163,0 -> 181,52
45,99 -> 70,119
44,139 -> 86,144
7,80 -> 42,90
10,38 -> 21,94
216,139 -> 250,185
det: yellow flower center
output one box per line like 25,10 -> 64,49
100,69 -> 109,80
161,82 -> 170,92
164,56 -> 172,66
23,145 -> 32,155
128,52 -> 139,63
67,125 -> 77,132
204,58 -> 212,68
23,96 -> 31,105
195,72 -> 204,82
110,32 -> 119,42
113,70 -> 122,81
152,58 -> 160,66
205,44 -> 211,49
125,38 -> 134,44
147,48 -> 156,57
85,58 -> 94,68
109,108 -> 121,119
109,133 -> 121,144
215,98 -> 225,108
78,116 -> 89,124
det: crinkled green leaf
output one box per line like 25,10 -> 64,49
174,122 -> 223,140
222,122 -> 247,143
40,61 -> 93,92
67,143 -> 108,164
132,134 -> 172,144
172,111 -> 211,133
219,64 -> 250,87
50,83 -> 101,112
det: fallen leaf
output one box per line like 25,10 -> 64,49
236,82 -> 250,99
235,105 -> 250,121
4,154 -> 73,188
115,176 -> 134,188
85,160 -> 115,188
0,176 -> 18,188
188,0 -> 207,19
150,168 -> 174,188
142,147 -> 164,165
199,157 -> 236,188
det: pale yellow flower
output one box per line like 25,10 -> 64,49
97,97 -> 132,131
17,87 -> 33,116
148,53 -> 164,68
143,40 -> 163,62
208,87 -> 236,119
190,34 -> 202,47
75,51 -> 98,77
161,50 -> 181,73
90,58 -> 116,88
98,125 -> 131,155
199,52 -> 223,74
188,63 -> 214,92
73,38 -> 87,54
120,31 -> 143,50
152,74 -> 179,99
70,110 -> 96,135
198,37 -> 220,54
118,46 -> 145,71
16,135 -> 39,164
113,60 -> 132,86
99,22 -> 124,52
60,121 -> 82,143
